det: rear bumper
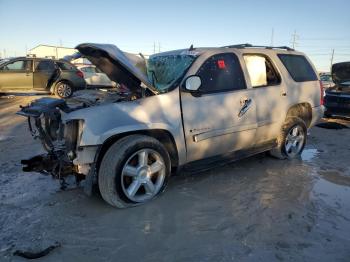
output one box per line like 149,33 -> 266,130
310,105 -> 325,127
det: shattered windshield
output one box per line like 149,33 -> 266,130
147,54 -> 196,92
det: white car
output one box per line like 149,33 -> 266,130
79,66 -> 116,87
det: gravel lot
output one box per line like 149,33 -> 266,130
1,95 -> 350,262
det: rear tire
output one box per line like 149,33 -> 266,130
98,135 -> 171,208
54,81 -> 73,98
269,117 -> 307,160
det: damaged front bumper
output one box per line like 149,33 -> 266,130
17,97 -> 98,191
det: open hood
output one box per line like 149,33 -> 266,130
332,62 -> 350,85
75,43 -> 158,94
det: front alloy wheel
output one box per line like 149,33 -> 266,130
121,149 -> 166,202
98,135 -> 171,208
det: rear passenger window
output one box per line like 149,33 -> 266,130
35,60 -> 56,71
278,54 -> 317,82
244,55 -> 281,87
56,61 -> 75,71
197,53 -> 246,93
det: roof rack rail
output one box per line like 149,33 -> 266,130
222,43 -> 253,49
266,46 -> 294,51
222,44 -> 294,51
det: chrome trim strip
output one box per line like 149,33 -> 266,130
193,123 -> 257,142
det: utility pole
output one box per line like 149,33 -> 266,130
330,49 -> 335,70
158,42 -> 161,53
153,42 -> 156,54
270,28 -> 274,46
291,30 -> 299,49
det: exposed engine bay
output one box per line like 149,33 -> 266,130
16,89 -> 141,189
15,42 -> 197,191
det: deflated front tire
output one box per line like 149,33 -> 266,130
98,135 -> 171,208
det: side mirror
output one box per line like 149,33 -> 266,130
185,75 -> 201,91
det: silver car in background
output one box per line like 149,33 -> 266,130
78,65 -> 116,87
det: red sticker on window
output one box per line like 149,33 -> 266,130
217,60 -> 226,69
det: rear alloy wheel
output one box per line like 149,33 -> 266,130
270,117 -> 307,159
98,135 -> 171,208
284,125 -> 305,158
55,82 -> 73,98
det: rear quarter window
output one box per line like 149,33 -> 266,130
56,61 -> 76,71
278,54 -> 317,82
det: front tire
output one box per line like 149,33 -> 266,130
270,117 -> 307,160
54,81 -> 73,98
98,135 -> 171,208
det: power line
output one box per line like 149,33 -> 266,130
299,37 -> 350,41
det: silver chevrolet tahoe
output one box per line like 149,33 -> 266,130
18,43 -> 324,208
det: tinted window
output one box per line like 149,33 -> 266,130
56,61 -> 76,71
278,54 -> 317,82
35,60 -> 56,71
1,60 -> 31,71
244,55 -> 281,87
197,53 -> 246,93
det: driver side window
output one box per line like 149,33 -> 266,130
196,53 -> 246,94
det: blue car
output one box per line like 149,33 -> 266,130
324,62 -> 350,118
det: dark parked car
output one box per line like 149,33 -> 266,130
324,62 -> 350,117
0,57 -> 86,98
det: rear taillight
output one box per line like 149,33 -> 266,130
76,70 -> 84,78
319,80 -> 324,105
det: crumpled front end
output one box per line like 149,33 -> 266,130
17,97 -> 91,188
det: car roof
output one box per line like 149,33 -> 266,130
150,44 -> 304,58
8,56 -> 67,62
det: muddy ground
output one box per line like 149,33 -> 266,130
0,95 -> 350,262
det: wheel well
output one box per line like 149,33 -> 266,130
286,103 -> 312,127
95,129 -> 179,173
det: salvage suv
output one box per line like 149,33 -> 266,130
18,43 -> 324,208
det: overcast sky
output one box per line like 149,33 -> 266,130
0,0 -> 349,71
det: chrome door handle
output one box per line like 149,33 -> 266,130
238,98 -> 252,117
